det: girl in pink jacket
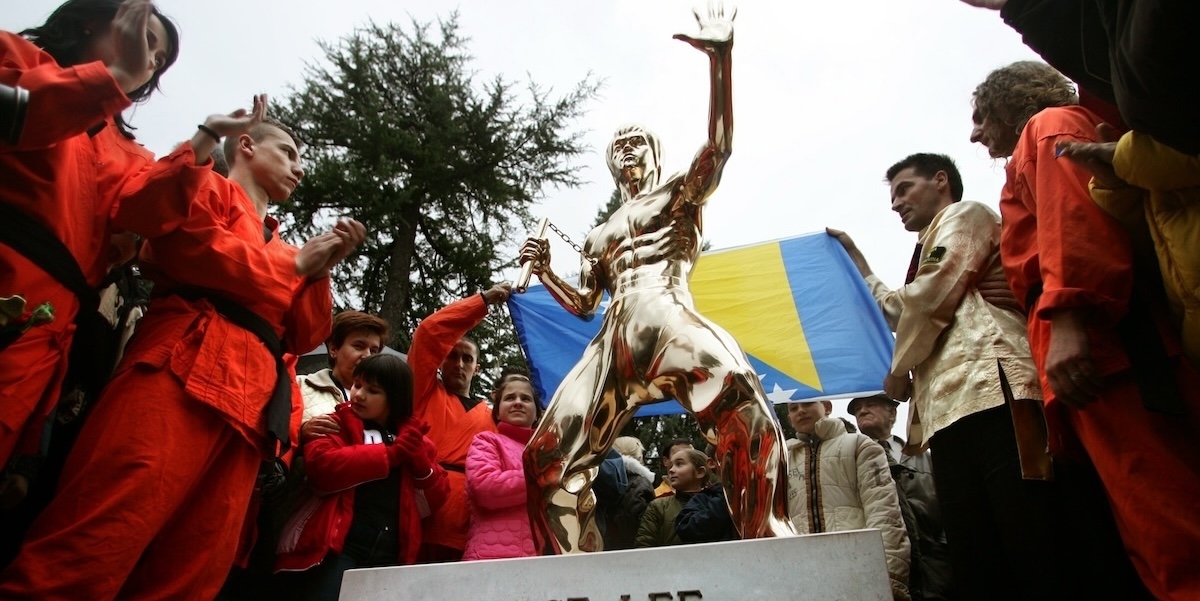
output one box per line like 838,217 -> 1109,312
462,372 -> 543,560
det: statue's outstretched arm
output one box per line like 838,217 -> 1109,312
675,2 -> 735,206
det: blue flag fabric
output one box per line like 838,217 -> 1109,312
506,232 -> 895,417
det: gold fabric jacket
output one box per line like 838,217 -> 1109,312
866,201 -> 1041,451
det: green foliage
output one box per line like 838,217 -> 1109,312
273,14 -> 598,396
471,303 -> 528,397
592,188 -> 623,230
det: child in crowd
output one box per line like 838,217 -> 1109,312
786,400 -> 910,601
462,372 -> 542,560
276,354 -> 448,600
636,448 -> 715,548
298,311 -> 390,432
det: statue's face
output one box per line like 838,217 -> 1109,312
610,132 -> 656,185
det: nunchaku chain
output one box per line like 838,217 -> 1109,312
516,217 -> 598,293
546,220 -> 598,266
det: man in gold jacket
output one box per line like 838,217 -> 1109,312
829,153 -> 1148,601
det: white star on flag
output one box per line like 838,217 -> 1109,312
765,382 -> 799,404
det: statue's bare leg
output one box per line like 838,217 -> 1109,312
694,372 -> 794,538
652,312 -> 796,539
524,345 -> 637,554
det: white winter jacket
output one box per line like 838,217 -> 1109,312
296,367 -> 346,422
786,417 -> 911,601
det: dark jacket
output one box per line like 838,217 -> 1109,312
887,436 -> 955,601
999,0 -> 1200,155
675,484 -> 736,544
592,449 -> 628,539
604,456 -> 656,550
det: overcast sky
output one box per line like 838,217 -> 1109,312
8,0 -> 1040,433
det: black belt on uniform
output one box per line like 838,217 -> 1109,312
0,203 -> 99,350
170,288 -> 293,452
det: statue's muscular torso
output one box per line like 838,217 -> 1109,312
582,174 -> 702,295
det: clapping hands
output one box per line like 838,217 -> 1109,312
295,218 -> 367,279
391,420 -> 435,476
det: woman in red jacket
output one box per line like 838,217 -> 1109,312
276,354 -> 449,601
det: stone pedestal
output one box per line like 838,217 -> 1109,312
339,529 -> 891,601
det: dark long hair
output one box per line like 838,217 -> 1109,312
352,354 -> 414,432
22,0 -> 180,138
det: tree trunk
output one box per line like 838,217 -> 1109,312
380,201 -> 422,348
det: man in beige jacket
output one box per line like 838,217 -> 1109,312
828,153 -> 1145,601
786,399 -> 910,601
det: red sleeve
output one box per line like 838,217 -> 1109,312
142,181 -> 297,312
0,33 -> 130,149
998,170 -> 1039,311
283,275 -> 333,356
1018,111 -> 1133,323
108,143 -> 211,239
304,414 -> 391,496
409,294 -> 488,409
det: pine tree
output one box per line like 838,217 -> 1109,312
274,14 -> 598,395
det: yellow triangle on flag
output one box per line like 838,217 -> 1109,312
692,242 -> 823,392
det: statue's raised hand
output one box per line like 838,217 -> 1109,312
674,1 -> 736,51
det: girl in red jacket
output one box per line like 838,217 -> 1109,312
276,354 -> 449,600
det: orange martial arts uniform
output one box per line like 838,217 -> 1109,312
409,294 -> 497,558
0,32 -> 195,465
0,171 -> 331,601
1000,105 -> 1200,601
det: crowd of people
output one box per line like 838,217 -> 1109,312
1,0 -> 1198,600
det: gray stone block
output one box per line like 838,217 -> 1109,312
339,529 -> 891,600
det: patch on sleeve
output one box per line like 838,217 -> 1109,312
922,246 -> 947,265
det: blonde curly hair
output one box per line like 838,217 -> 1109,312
972,61 -> 1078,136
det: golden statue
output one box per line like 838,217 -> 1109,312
518,2 -> 796,554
